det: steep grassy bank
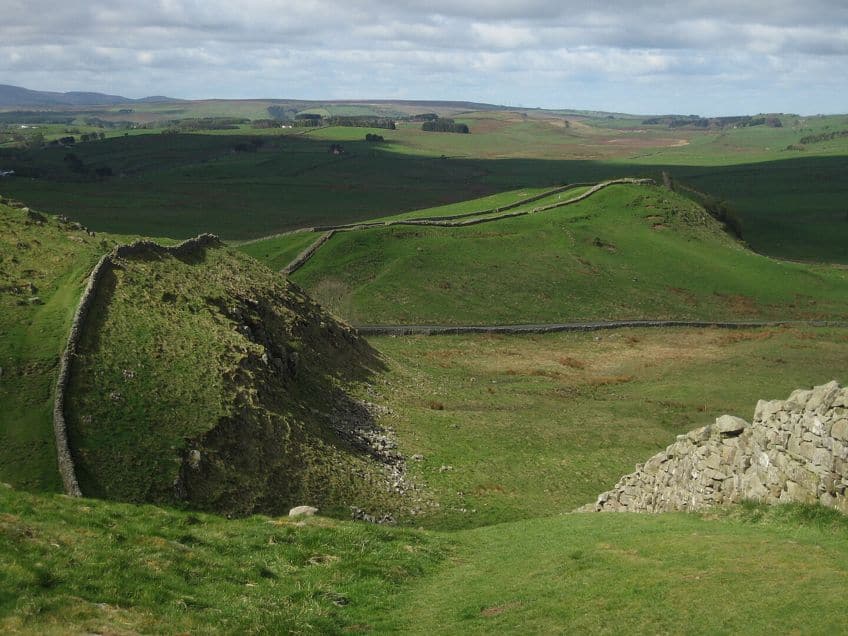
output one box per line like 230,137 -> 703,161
0,200 -> 122,490
64,240 -> 415,517
276,184 -> 848,325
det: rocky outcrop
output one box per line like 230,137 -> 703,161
53,234 -> 221,496
583,381 -> 848,514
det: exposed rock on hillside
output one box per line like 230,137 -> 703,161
584,381 -> 848,513
65,239 -> 421,517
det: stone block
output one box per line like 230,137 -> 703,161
831,419 -> 848,442
715,414 -> 749,436
807,381 -> 840,412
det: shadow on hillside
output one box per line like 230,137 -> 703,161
1,133 -> 846,260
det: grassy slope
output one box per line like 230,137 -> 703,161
392,505 -> 848,634
0,201 -> 118,490
65,242 -> 408,517
285,184 -> 848,324
4,485 -> 848,633
4,319 -> 848,632
0,486 -> 447,635
371,326 -> 848,530
237,231 -> 319,271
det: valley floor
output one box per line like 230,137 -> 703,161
4,325 -> 847,633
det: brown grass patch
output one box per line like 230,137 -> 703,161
716,329 -> 778,345
481,601 -> 523,617
713,292 -> 759,315
558,356 -> 586,369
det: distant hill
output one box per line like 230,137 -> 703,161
0,84 -> 177,107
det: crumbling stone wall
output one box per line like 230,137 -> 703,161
584,381 -> 848,514
53,233 -> 220,496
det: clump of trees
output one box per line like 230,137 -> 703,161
798,129 -> 848,145
327,116 -> 396,129
421,118 -> 469,134
79,132 -> 106,142
409,113 -> 439,122
232,138 -> 265,153
169,118 -> 248,131
642,115 -> 782,129
251,119 -> 280,129
365,133 -> 384,142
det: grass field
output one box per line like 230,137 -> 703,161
3,102 -> 848,633
4,322 -> 848,633
370,325 -> 848,529
255,183 -> 848,325
1,110 -> 846,262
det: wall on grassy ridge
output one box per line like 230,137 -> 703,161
389,178 -> 655,228
53,233 -> 221,496
282,230 -> 335,274
584,381 -> 848,514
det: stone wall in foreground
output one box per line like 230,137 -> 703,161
583,381 -> 848,513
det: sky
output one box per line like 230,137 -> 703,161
2,0 -> 847,115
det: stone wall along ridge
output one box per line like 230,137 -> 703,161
583,381 -> 848,514
286,178 -> 655,273
53,233 -> 221,496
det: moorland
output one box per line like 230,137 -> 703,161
1,90 -> 847,633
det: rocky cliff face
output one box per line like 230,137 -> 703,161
584,381 -> 848,514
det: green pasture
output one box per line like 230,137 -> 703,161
0,111 -> 845,261
274,184 -> 848,325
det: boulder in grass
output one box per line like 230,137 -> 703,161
289,505 -> 318,518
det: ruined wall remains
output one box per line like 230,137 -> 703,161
53,234 -> 220,496
584,381 -> 848,514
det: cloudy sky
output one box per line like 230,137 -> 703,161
3,0 -> 847,115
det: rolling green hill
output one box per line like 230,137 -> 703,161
244,182 -> 848,325
63,238 -> 414,517
4,485 -> 848,634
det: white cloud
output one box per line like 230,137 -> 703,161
0,0 -> 846,114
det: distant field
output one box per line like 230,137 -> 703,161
0,110 -> 846,260
259,184 -> 848,325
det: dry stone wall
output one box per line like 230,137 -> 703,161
282,230 -> 335,274
289,178 -> 656,272
53,233 -> 220,496
584,381 -> 848,514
